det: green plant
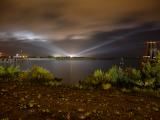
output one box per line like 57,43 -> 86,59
81,66 -> 143,89
0,66 -> 5,75
155,51 -> 160,63
140,51 -> 160,89
141,61 -> 152,79
106,66 -> 131,88
151,63 -> 160,88
23,65 -> 62,86
6,66 -> 21,80
123,68 -> 142,87
19,71 -> 29,81
79,69 -> 107,89
0,66 -> 5,80
102,83 -> 112,90
0,65 -> 21,81
27,65 -> 54,84
107,66 -> 120,84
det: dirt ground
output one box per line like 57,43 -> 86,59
0,82 -> 160,120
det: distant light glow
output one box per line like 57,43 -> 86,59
68,54 -> 77,58
13,31 -> 46,42
69,55 -> 73,58
53,54 -> 64,57
71,35 -> 89,40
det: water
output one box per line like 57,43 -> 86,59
0,59 -> 139,84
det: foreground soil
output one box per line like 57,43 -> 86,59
0,83 -> 160,120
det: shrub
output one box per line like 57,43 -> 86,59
107,66 -> 120,84
80,66 -> 144,89
79,66 -> 126,89
151,63 -> 160,88
102,83 -> 112,90
6,66 -> 21,80
0,65 -> 62,86
79,69 -> 106,89
141,61 -> 152,84
23,65 -> 62,86
0,66 -> 5,81
0,66 -> 5,75
0,65 -> 21,81
155,51 -> 160,63
106,66 -> 131,88
19,71 -> 29,82
141,51 -> 160,89
26,65 -> 54,84
123,68 -> 142,87
151,51 -> 160,88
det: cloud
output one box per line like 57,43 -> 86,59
0,0 -> 159,40
52,22 -> 160,56
0,31 -> 46,42
0,0 -> 160,56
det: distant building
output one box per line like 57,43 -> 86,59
0,52 -> 2,57
0,52 -> 8,58
119,57 -> 125,68
143,41 -> 158,60
13,52 -> 28,59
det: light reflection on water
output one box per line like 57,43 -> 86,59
0,59 -> 139,84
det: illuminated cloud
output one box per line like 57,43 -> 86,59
0,0 -> 159,40
0,0 -> 160,56
0,31 -> 47,42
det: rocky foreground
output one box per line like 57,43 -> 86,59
0,83 -> 160,120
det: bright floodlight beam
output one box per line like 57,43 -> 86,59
75,27 -> 160,56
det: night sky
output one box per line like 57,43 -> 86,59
0,0 -> 160,57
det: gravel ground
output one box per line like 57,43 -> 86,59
0,83 -> 160,120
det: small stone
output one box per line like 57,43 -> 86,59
37,94 -> 41,99
93,109 -> 97,113
86,93 -> 90,96
84,112 -> 91,117
137,107 -> 141,110
66,112 -> 70,120
20,97 -> 25,102
128,112 -> 134,117
140,98 -> 144,102
37,105 -> 41,108
1,89 -> 7,92
150,117 -> 153,120
152,107 -> 159,112
29,109 -> 35,113
78,108 -> 85,112
13,92 -> 18,97
24,95 -> 29,99
58,110 -> 62,113
115,111 -> 120,115
79,115 -> 86,119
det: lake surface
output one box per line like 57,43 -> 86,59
0,59 -> 140,84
